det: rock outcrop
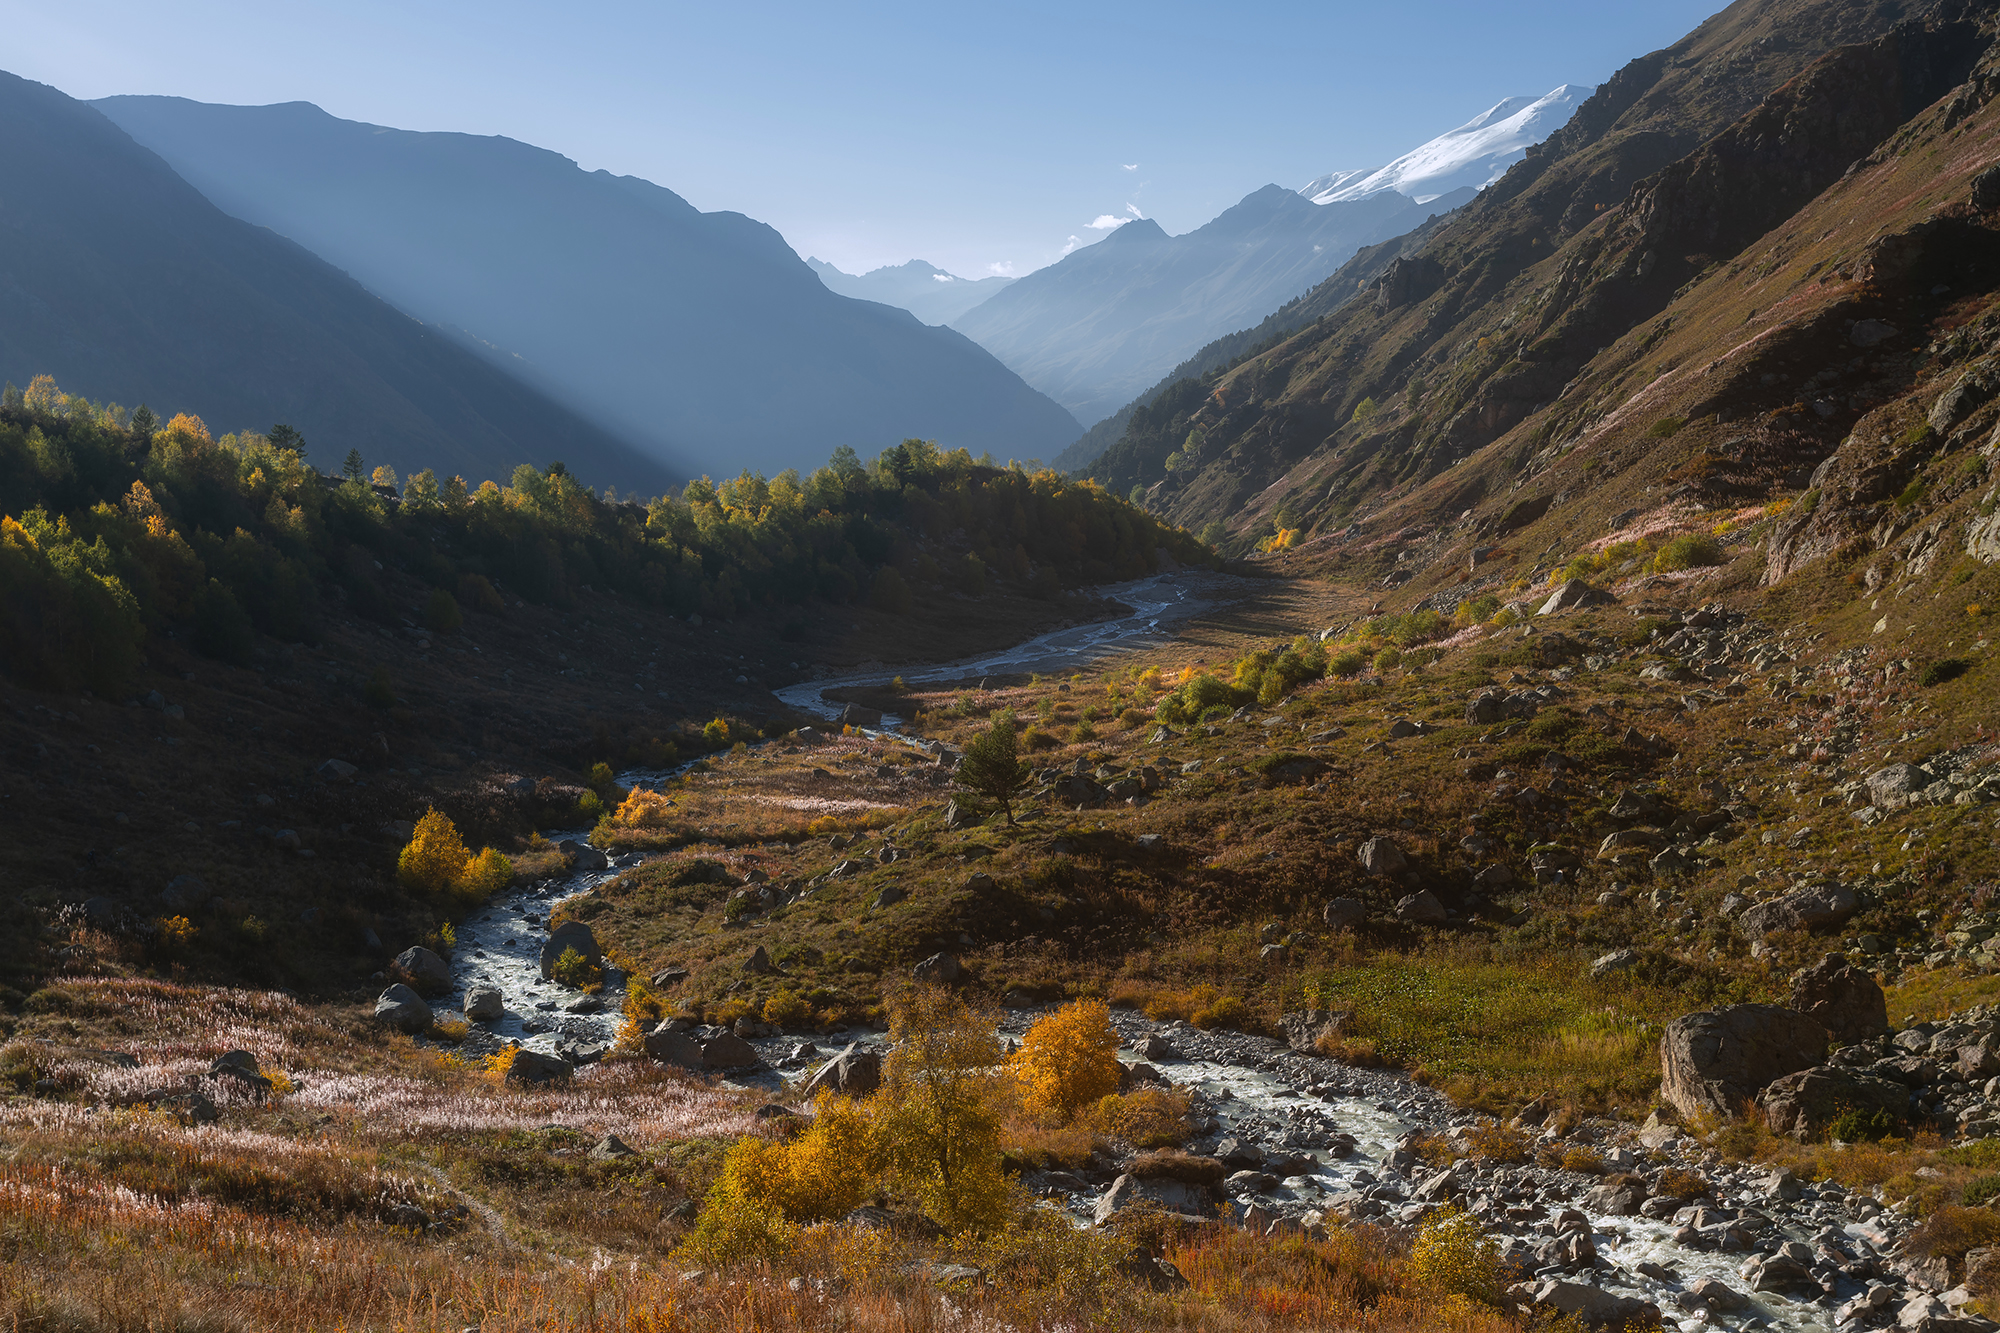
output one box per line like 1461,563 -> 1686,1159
1790,954 -> 1888,1043
1660,1004 -> 1826,1121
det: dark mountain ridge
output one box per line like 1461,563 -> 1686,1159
0,72 -> 670,493
93,96 -> 1082,480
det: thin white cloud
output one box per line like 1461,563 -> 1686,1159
987,261 -> 1015,277
1059,235 -> 1083,256
1122,163 -> 1139,171
1085,214 -> 1128,230
1126,203 -> 1143,218
932,273 -> 954,282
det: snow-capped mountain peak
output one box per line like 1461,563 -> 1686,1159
1300,84 -> 1592,207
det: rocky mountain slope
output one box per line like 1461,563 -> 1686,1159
0,73 -> 670,494
94,96 -> 1082,480
1089,0 -> 1984,544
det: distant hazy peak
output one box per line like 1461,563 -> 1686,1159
810,256 -> 964,282
1301,84 -> 1591,206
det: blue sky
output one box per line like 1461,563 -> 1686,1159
14,0 -> 1721,277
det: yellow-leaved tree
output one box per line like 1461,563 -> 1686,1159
397,808 -> 512,902
876,985 -> 1010,1232
1010,998 -> 1123,1124
680,1091 -> 883,1265
397,808 -> 468,892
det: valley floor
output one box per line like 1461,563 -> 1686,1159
11,515 -> 2000,1331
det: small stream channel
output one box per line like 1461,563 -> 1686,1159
444,570 -> 1922,1333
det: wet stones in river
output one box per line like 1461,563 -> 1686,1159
374,984 -> 432,1033
464,985 -> 504,1021
1523,1280 -> 1659,1329
1659,1003 -> 1825,1121
801,1042 -> 881,1097
393,946 -> 452,994
1138,1032 -> 1179,1062
538,920 -> 601,980
1789,952 -> 1888,1043
558,840 -> 608,872
556,1036 -> 609,1066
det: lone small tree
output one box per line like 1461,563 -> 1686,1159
955,714 -> 1027,825
342,448 -> 365,482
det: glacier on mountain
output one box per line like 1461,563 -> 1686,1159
1300,84 -> 1590,206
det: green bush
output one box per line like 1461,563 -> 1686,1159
1328,648 -> 1366,677
1920,658 -> 1972,687
1827,1107 -> 1898,1143
1964,1174 -> 2000,1208
1651,533 -> 1726,573
1374,647 -> 1402,674
423,588 -> 463,633
551,946 -> 597,989
363,667 -> 396,709
1647,417 -> 1685,438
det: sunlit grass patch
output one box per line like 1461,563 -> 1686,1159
1295,945 -> 1680,1111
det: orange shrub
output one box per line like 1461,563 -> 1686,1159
1010,999 -> 1123,1124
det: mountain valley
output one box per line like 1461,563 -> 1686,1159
10,2 -> 2000,1330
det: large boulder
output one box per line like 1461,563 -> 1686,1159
1759,1066 -> 1910,1139
1091,1173 -> 1215,1225
504,1049 -> 573,1087
464,985 -> 504,1021
1357,837 -> 1406,877
701,1031 -> 761,1070
1790,954 -> 1887,1043
393,946 -> 452,994
1660,1004 -> 1826,1121
539,920 -> 601,980
643,1023 -> 705,1070
1280,1009 -> 1352,1052
801,1041 -> 881,1097
1538,579 -> 1613,616
1322,898 -> 1369,931
1528,1280 -> 1659,1328
1393,891 -> 1447,924
1735,883 -> 1859,939
1866,763 -> 1929,810
558,840 -> 609,872
374,984 -> 432,1033
913,953 -> 963,985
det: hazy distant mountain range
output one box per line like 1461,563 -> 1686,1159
0,72 -> 670,491
807,258 -> 1013,327
943,88 -> 1585,431
949,187 -> 1452,429
93,97 -> 1081,480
